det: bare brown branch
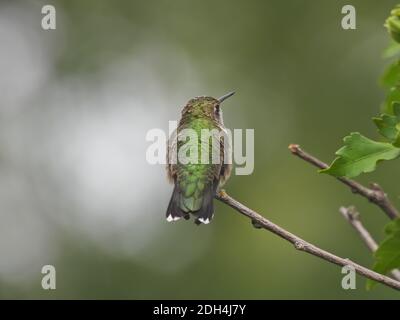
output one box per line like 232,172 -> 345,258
339,206 -> 400,281
288,144 -> 399,220
339,206 -> 378,252
216,191 -> 400,291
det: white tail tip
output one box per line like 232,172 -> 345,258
166,215 -> 181,222
198,217 -> 211,224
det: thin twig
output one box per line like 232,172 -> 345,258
339,206 -> 400,281
216,191 -> 400,291
288,144 -> 399,220
339,206 -> 378,252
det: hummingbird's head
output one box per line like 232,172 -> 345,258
182,91 -> 235,124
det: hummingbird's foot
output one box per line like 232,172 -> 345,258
217,189 -> 227,198
184,214 -> 190,220
194,219 -> 202,226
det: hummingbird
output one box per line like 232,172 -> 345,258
166,92 -> 235,225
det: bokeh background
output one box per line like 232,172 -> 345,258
0,0 -> 399,299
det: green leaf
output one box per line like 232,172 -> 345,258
382,87 -> 400,114
385,219 -> 400,235
372,114 -> 398,140
366,219 -> 400,290
382,41 -> 400,59
320,133 -> 400,178
373,104 -> 400,146
393,101 -> 400,120
385,5 -> 400,44
381,61 -> 400,87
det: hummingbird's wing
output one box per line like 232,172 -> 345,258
219,163 -> 232,188
166,128 -> 178,183
215,127 -> 232,188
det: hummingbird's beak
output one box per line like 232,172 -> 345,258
218,91 -> 235,103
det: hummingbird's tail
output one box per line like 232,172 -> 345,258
166,183 -> 216,225
166,185 -> 189,222
194,183 -> 216,225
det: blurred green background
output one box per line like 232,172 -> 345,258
0,0 -> 399,299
